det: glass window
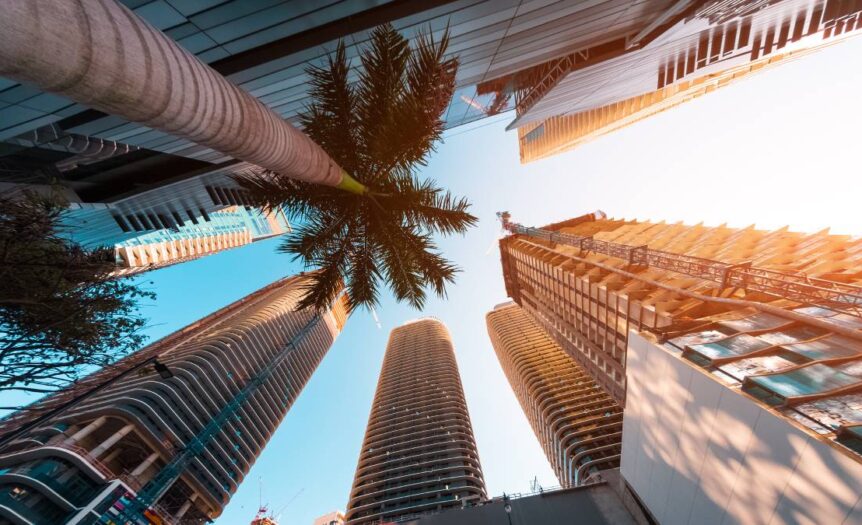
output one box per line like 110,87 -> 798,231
746,363 -> 862,401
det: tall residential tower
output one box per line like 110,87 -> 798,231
345,319 -> 486,524
0,275 -> 348,524
487,302 -> 622,487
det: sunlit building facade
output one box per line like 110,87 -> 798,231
498,210 -> 862,523
345,319 -> 486,524
0,275 -> 349,524
103,205 -> 288,276
622,309 -> 862,524
499,210 -> 862,403
477,0 -> 862,162
52,160 -> 291,276
486,302 -> 622,487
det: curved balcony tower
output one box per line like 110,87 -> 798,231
345,319 -> 486,524
487,302 -> 622,486
0,275 -> 348,525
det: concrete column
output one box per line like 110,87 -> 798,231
89,424 -> 134,459
130,452 -> 159,477
102,448 -> 124,464
174,493 -> 197,520
63,416 -> 107,446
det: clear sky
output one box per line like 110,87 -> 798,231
4,33 -> 861,525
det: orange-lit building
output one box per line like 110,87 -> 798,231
479,0 -> 862,163
498,210 -> 862,403
498,210 -> 862,523
487,302 -> 622,487
345,319 -> 486,524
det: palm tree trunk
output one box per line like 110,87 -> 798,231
0,0 -> 365,191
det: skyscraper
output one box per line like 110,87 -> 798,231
104,205 -> 289,277
486,302 -> 622,487
345,319 -> 486,524
0,0 -> 654,198
621,310 -> 862,525
498,210 -> 862,402
0,275 -> 348,524
497,212 -> 862,524
480,0 -> 862,163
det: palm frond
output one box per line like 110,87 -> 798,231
346,226 -> 382,311
300,41 -> 360,173
258,23 -> 476,312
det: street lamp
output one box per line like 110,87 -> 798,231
0,356 -> 174,450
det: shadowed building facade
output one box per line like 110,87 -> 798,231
486,302 -> 622,487
345,319 -> 486,524
499,211 -> 862,403
0,275 -> 348,524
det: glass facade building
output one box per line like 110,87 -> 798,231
64,203 -> 289,276
0,0 -> 655,172
0,275 -> 349,524
492,0 -> 862,163
345,319 -> 486,524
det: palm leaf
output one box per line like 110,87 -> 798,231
242,23 -> 475,312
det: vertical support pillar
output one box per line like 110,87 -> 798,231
130,452 -> 159,477
63,416 -> 107,446
174,493 -> 197,520
90,424 -> 134,459
102,448 -> 124,464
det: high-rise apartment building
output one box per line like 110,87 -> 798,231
498,210 -> 862,403
91,205 -> 288,277
53,160 -> 292,277
477,0 -> 862,163
486,302 -> 622,487
0,275 -> 348,524
345,319 -> 486,524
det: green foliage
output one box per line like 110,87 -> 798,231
0,191 -> 153,398
237,24 -> 476,312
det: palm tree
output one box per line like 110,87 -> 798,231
237,25 -> 477,312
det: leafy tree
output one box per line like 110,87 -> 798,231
0,191 -> 152,400
238,24 -> 477,312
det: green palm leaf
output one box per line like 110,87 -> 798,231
236,23 -> 476,312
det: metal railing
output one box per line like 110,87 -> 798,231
499,213 -> 862,319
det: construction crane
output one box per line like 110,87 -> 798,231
497,211 -> 862,320
98,312 -> 324,524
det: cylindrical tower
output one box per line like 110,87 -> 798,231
345,319 -> 486,524
487,302 -> 622,487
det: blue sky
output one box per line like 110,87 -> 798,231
3,33 -> 861,525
